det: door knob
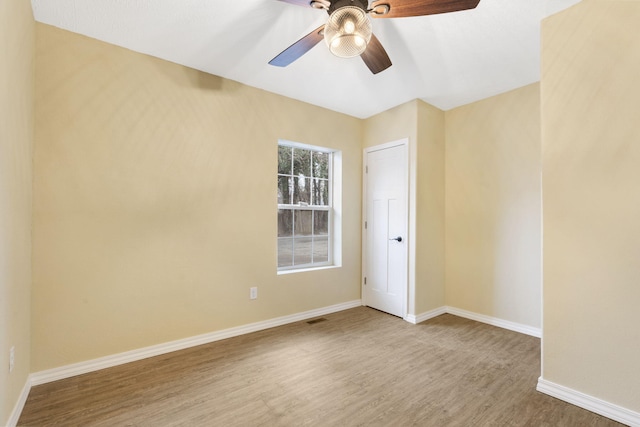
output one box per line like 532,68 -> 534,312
389,236 -> 403,242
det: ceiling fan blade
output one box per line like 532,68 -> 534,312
370,0 -> 480,18
361,34 -> 392,74
269,25 -> 326,67
276,0 -> 313,6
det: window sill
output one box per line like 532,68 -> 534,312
277,265 -> 340,275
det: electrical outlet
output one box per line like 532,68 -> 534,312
9,346 -> 15,373
250,287 -> 258,300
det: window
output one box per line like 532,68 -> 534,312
277,142 -> 333,270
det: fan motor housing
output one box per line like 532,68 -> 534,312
328,0 -> 368,14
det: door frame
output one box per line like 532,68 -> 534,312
362,139 -> 410,319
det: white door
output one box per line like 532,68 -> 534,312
363,141 -> 408,318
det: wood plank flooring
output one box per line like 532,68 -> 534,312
19,307 -> 623,426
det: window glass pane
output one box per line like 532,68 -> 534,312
278,176 -> 292,205
278,145 -> 292,175
293,237 -> 312,265
293,176 -> 310,205
278,142 -> 334,271
313,210 -> 329,235
312,178 -> 329,206
278,238 -> 293,268
294,210 -> 312,236
278,209 -> 293,237
313,151 -> 329,179
293,148 -> 311,178
313,236 -> 329,263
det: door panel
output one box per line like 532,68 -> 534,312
370,198 -> 388,295
364,143 -> 408,317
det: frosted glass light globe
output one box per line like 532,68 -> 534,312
324,6 -> 372,58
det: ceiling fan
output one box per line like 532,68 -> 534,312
269,0 -> 481,74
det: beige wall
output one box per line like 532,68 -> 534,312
415,101 -> 446,314
445,84 -> 541,328
542,0 -> 640,412
32,24 -> 362,371
363,100 -> 417,149
0,0 -> 34,424
363,100 -> 446,317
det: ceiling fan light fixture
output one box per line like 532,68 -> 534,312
324,6 -> 372,58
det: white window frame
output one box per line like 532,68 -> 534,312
277,140 -> 341,273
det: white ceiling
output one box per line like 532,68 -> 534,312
30,0 -> 581,119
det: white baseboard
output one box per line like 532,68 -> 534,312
407,306 -> 541,338
404,306 -> 447,324
537,377 -> 640,426
7,379 -> 31,427
445,306 -> 542,338
30,299 -> 362,386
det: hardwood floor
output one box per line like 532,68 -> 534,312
19,307 -> 622,426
